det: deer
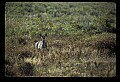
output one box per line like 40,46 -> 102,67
35,34 -> 47,49
35,34 -> 48,58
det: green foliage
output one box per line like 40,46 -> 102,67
5,2 -> 116,36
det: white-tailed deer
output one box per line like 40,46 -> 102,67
35,34 -> 48,58
35,33 -> 47,49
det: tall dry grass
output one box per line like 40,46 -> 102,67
5,33 -> 116,77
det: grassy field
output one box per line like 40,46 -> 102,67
5,2 -> 116,77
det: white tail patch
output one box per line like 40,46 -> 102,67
35,41 -> 43,49
35,34 -> 47,50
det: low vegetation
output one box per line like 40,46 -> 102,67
5,2 -> 116,77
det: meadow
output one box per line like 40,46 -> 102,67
5,2 -> 116,77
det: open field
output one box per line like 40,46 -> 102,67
5,2 -> 116,77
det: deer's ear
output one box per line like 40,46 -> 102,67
40,34 -> 42,36
45,33 -> 47,36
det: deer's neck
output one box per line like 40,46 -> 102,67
43,39 -> 45,43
